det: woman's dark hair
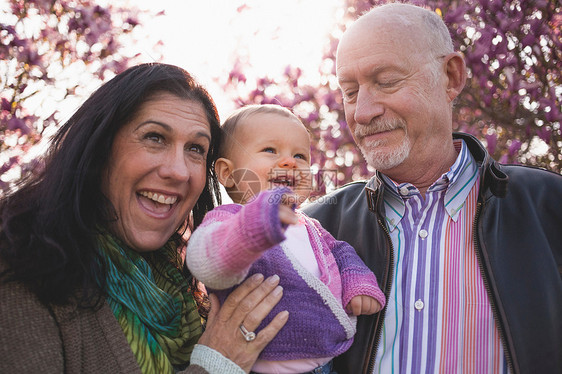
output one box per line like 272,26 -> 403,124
0,63 -> 222,307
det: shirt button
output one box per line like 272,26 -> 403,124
418,229 -> 428,239
414,299 -> 424,311
399,186 -> 409,196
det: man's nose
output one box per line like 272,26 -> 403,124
354,87 -> 384,125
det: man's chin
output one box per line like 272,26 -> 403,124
360,143 -> 411,171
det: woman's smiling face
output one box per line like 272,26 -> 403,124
102,92 -> 211,252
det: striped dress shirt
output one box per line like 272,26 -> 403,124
372,139 -> 509,374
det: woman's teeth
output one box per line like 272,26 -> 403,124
139,191 -> 177,205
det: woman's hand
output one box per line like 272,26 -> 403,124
197,273 -> 288,373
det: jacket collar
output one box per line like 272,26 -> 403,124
365,132 -> 509,214
454,132 -> 508,199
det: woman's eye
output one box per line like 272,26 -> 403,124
262,147 -> 275,154
188,144 -> 206,155
145,132 -> 164,143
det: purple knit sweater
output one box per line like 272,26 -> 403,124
186,188 -> 385,361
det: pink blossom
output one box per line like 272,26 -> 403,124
536,127 -> 552,143
508,140 -> 522,156
486,133 -> 498,155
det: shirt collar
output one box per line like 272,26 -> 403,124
378,139 -> 479,231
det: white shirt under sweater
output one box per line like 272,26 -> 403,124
252,223 -> 332,374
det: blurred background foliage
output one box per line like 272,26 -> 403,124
0,0 -> 160,192
223,0 -> 561,197
1,0 -> 560,197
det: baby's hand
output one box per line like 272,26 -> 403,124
278,193 -> 298,226
346,295 -> 382,316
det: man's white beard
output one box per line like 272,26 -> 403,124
355,118 -> 411,171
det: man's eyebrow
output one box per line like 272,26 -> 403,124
337,74 -> 359,88
337,77 -> 356,84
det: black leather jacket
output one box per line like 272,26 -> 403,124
303,133 -> 562,374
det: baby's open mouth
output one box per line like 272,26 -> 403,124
269,176 -> 296,187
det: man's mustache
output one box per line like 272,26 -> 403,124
354,118 -> 406,139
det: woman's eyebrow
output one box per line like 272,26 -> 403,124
135,120 -> 171,132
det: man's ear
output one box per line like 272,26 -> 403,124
215,158 -> 235,188
444,52 -> 467,102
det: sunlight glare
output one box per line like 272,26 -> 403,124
132,0 -> 341,117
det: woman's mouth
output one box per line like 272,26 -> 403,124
138,191 -> 178,215
139,191 -> 178,204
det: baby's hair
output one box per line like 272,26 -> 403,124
219,104 -> 304,157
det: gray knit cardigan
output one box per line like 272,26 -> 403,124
0,260 -> 235,373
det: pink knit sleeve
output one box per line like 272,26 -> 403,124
185,188 -> 291,290
310,218 -> 386,309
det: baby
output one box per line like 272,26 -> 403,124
186,104 -> 385,374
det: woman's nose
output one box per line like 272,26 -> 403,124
160,149 -> 190,181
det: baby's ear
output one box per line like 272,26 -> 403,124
215,158 -> 235,188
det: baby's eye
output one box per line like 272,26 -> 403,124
262,147 -> 276,154
294,153 -> 307,160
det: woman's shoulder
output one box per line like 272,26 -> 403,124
0,258 -> 58,330
0,260 -> 65,371
0,260 -> 141,372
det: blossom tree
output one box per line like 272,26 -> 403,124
0,0 -> 158,192
222,0 -> 561,196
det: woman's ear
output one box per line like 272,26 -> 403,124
444,52 -> 467,102
215,158 -> 235,188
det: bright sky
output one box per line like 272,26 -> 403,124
1,0 -> 345,184
131,0 -> 342,118
129,0 -> 344,202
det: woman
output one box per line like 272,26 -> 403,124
0,63 -> 288,373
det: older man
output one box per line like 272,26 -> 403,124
303,3 -> 562,374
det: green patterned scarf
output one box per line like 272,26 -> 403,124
97,231 -> 202,374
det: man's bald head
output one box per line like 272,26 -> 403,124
338,3 -> 454,69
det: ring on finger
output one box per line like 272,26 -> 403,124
239,323 -> 256,342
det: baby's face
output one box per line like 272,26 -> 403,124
225,113 -> 312,204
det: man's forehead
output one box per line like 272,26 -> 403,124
338,6 -> 423,49
336,15 -> 425,79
